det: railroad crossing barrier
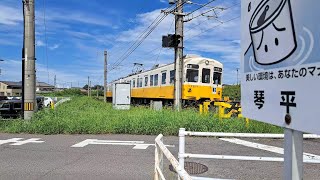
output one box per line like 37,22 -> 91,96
199,101 -> 246,119
199,102 -> 210,115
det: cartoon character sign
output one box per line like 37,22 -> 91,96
246,0 -> 297,65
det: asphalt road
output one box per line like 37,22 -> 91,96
0,133 -> 319,180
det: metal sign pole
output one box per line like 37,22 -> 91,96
284,128 -> 303,180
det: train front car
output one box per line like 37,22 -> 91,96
182,55 -> 223,104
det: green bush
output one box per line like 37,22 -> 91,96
223,85 -> 240,100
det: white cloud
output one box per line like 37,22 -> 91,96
49,44 -> 60,50
42,9 -> 112,27
0,5 -> 22,26
36,40 -> 45,47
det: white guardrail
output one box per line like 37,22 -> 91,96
155,134 -> 192,180
154,129 -> 320,180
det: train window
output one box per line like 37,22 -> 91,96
14,103 -> 22,109
154,74 -> 159,86
213,72 -> 222,85
133,79 -> 136,88
186,69 -> 198,82
202,68 -> 210,83
137,78 -> 140,87
140,78 -> 143,87
162,72 -> 167,85
145,76 -> 148,87
150,75 -> 154,86
0,103 -> 9,109
170,70 -> 175,84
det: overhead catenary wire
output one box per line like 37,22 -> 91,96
184,1 -> 241,34
185,15 -> 240,41
185,0 -> 216,16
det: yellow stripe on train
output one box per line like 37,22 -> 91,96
107,85 -> 222,101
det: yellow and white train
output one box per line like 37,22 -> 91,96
106,54 -> 223,105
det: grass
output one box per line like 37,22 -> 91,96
0,97 -> 283,135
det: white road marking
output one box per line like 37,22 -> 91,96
0,138 -> 44,146
71,139 -> 174,149
220,138 -> 320,161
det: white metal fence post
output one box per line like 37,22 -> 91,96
178,128 -> 186,179
155,135 -> 163,180
284,128 -> 303,180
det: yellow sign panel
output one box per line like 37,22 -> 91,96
24,102 -> 34,111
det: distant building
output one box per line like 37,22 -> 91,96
36,82 -> 55,92
0,81 -> 55,96
0,81 -> 22,96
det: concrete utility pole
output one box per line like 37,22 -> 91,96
89,81 -> 92,97
87,76 -> 90,96
174,0 -> 184,111
22,0 -> 36,120
104,50 -> 107,102
236,68 -> 239,85
0,59 -> 4,75
54,75 -> 56,90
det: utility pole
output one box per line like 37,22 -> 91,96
0,59 -> 4,75
89,81 -> 92,97
54,75 -> 56,90
96,86 -> 99,98
173,0 -> 184,111
22,0 -> 36,120
87,76 -> 90,96
236,68 -> 239,85
104,50 -> 107,102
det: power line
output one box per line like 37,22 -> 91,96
108,4 -> 175,61
43,0 -> 49,84
108,2 -> 188,72
154,16 -> 175,65
108,14 -> 169,72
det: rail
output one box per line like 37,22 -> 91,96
154,134 -> 192,180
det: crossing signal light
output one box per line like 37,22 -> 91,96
162,34 -> 181,48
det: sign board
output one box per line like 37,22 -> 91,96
241,0 -> 320,134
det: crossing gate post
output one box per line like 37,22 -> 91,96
203,101 -> 210,114
199,104 -> 203,114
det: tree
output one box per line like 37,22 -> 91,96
93,85 -> 103,90
83,84 -> 89,90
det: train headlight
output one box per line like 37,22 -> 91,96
205,60 -> 209,65
188,88 -> 192,92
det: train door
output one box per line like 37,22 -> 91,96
213,67 -> 222,96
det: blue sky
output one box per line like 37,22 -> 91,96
0,0 -> 240,88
